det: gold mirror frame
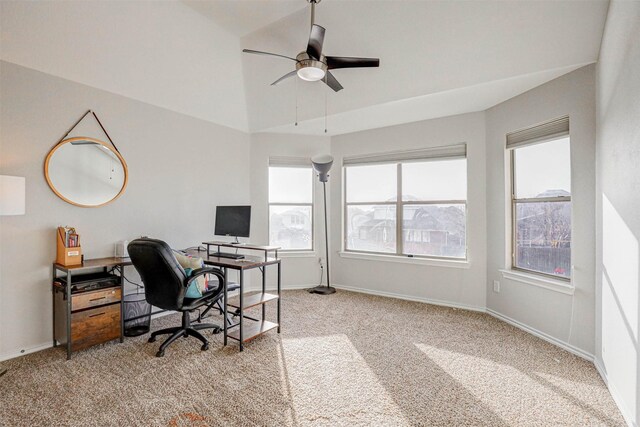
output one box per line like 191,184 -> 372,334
44,136 -> 129,208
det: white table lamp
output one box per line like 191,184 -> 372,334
0,175 -> 26,215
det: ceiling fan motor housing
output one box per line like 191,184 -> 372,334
296,52 -> 328,81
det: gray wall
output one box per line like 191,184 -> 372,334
595,1 -> 640,425
249,133 -> 331,289
329,112 -> 487,310
0,61 -> 251,359
485,65 -> 597,356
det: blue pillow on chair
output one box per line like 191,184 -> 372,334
184,268 -> 203,298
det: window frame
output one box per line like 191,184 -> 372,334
268,165 -> 315,252
343,161 -> 468,261
509,144 -> 571,282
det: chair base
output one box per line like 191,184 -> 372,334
148,311 -> 221,357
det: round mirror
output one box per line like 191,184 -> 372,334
44,137 -> 128,207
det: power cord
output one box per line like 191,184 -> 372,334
110,266 -> 143,290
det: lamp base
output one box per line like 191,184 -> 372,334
307,285 -> 336,295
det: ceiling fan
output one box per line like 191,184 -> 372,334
242,0 -> 380,92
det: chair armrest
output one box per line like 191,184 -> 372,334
186,267 -> 222,287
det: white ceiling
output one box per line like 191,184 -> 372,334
235,0 -> 609,134
0,1 -> 249,131
1,1 -> 609,136
184,0 -> 307,36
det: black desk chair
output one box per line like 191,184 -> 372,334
128,238 -> 225,357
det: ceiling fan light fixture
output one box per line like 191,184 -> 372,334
297,66 -> 326,82
296,55 -> 328,82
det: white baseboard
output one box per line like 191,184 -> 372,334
486,308 -> 593,361
594,358 -> 636,427
0,342 -> 53,362
332,283 -> 486,313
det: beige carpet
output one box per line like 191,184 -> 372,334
0,290 -> 625,426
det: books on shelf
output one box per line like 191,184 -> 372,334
59,226 -> 80,248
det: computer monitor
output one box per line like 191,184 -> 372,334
214,206 -> 251,239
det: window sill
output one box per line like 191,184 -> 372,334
499,269 -> 574,295
338,251 -> 470,269
278,251 -> 317,258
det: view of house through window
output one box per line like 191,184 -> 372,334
345,157 -> 467,259
511,136 -> 571,279
269,166 -> 313,250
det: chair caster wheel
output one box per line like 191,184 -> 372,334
148,336 -> 156,343
156,350 -> 165,357
212,328 -> 222,335
201,343 -> 209,351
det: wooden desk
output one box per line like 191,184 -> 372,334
52,257 -> 131,360
185,249 -> 281,351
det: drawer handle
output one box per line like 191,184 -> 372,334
89,312 -> 105,318
89,297 -> 106,302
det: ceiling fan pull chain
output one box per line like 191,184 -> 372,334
324,78 -> 328,133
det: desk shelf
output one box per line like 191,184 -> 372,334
227,292 -> 278,310
227,320 -> 278,343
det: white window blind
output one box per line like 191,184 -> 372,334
506,116 -> 569,150
343,143 -> 466,166
269,156 -> 311,167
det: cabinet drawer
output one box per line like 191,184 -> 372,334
72,287 -> 121,312
71,303 -> 120,351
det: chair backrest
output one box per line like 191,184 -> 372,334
127,238 -> 187,311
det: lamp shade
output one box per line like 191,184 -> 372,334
0,175 -> 26,215
311,154 -> 334,183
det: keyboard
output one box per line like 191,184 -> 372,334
211,252 -> 245,260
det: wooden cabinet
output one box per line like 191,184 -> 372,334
53,284 -> 123,357
53,258 -> 131,360
70,302 -> 121,351
72,287 -> 121,311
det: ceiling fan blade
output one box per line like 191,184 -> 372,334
324,72 -> 344,92
325,56 -> 380,70
242,49 -> 297,62
306,24 -> 326,60
271,70 -> 298,86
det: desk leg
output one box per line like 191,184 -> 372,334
119,267 -> 124,343
66,271 -> 72,360
239,270 -> 244,352
223,268 -> 228,346
277,261 -> 281,333
52,267 -> 57,348
261,267 -> 266,321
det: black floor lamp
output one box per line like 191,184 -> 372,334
308,154 -> 336,295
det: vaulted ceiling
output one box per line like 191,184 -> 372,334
1,0 -> 609,136
232,0 -> 609,135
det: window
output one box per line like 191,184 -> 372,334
508,117 -> 571,279
268,165 -> 313,251
344,145 -> 467,259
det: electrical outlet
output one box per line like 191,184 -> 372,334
493,280 -> 500,293
318,257 -> 325,267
